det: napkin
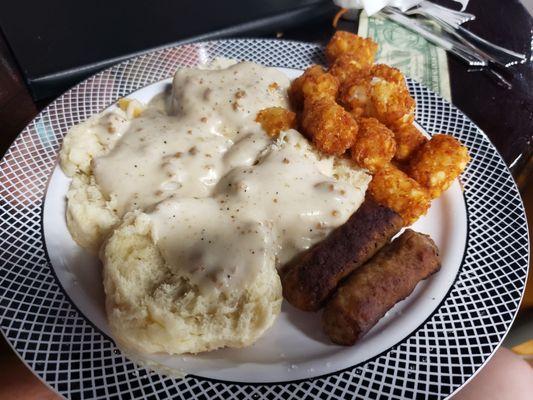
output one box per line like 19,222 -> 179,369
333,0 -> 469,16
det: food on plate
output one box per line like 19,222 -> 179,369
288,65 -> 339,110
322,229 -> 441,345
330,53 -> 371,85
60,62 -> 292,252
255,106 -> 296,137
337,64 -> 415,130
368,164 -> 431,225
279,31 -> 468,344
64,174 -> 120,251
407,134 -> 471,199
325,30 -> 378,67
287,31 -> 468,229
350,117 -> 396,172
59,29 -> 470,354
60,60 -> 371,354
102,129 -> 369,354
392,123 -> 428,162
371,63 -> 406,86
364,65 -> 416,130
301,98 -> 359,155
117,97 -> 145,117
337,76 -> 372,119
281,197 -> 403,311
102,210 -> 282,354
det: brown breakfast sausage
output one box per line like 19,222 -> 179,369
322,229 -> 441,345
281,197 -> 403,311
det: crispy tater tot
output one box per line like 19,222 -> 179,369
301,98 -> 358,155
255,107 -> 297,137
407,134 -> 470,199
329,52 -> 372,85
351,118 -> 396,171
337,64 -> 415,129
288,65 -> 339,110
393,123 -> 428,162
371,64 -> 406,86
337,77 -> 373,119
370,78 -> 415,130
369,164 -> 431,225
325,31 -> 378,64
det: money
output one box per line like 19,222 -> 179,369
358,12 -> 451,101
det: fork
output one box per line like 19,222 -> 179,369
411,1 -> 475,26
380,7 -> 513,89
380,7 -> 487,67
405,1 -> 527,67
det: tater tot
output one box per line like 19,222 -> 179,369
337,65 -> 415,129
301,98 -> 358,156
325,31 -> 378,65
329,52 -> 373,85
337,77 -> 373,119
407,134 -> 470,199
351,118 -> 396,171
370,78 -> 415,130
255,107 -> 297,137
393,123 -> 428,162
288,65 -> 339,110
369,164 -> 431,225
371,64 -> 407,87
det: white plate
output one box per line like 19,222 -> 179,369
42,70 -> 467,383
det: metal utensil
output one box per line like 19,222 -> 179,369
380,7 -> 487,67
411,1 -> 476,26
380,7 -> 513,88
406,1 -> 527,67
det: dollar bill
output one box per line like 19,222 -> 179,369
358,12 -> 451,101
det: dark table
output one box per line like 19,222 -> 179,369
0,0 -> 532,398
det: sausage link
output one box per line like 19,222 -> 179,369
322,229 -> 441,345
281,197 -> 403,311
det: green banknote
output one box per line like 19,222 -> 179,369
358,12 -> 451,101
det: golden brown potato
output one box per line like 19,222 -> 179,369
393,123 -> 428,163
337,64 -> 415,130
288,65 -> 339,110
351,118 -> 396,171
407,134 -> 470,199
255,107 -> 297,137
337,77 -> 373,119
301,98 -> 358,156
325,31 -> 378,65
370,78 -> 415,130
329,52 -> 372,85
369,164 -> 431,225
371,64 -> 406,87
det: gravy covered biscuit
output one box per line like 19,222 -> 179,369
103,129 -> 370,354
102,209 -> 282,355
60,60 -> 372,354
60,62 -> 291,252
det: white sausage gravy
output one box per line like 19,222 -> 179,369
89,61 -> 370,294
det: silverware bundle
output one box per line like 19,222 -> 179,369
379,1 -> 528,88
